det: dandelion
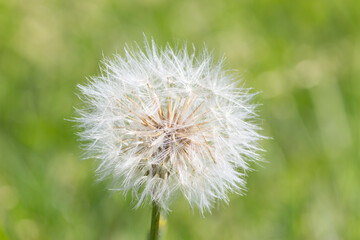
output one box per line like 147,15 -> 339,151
75,38 -> 264,240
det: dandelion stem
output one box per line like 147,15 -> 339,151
149,201 -> 160,240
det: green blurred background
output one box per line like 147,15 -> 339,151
0,0 -> 359,239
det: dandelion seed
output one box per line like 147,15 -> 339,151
75,38 -> 264,217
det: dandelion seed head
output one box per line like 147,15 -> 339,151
75,38 -> 264,213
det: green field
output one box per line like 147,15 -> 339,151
0,0 -> 359,239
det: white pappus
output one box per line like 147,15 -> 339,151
75,38 -> 264,214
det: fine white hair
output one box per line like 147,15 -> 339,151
75,38 -> 264,214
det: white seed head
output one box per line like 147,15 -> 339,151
75,38 -> 264,213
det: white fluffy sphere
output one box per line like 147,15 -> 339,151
75,39 -> 264,213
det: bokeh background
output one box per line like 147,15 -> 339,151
1,0 -> 359,239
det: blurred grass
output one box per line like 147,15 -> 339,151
0,0 -> 359,239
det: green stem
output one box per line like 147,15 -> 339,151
149,201 -> 160,240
